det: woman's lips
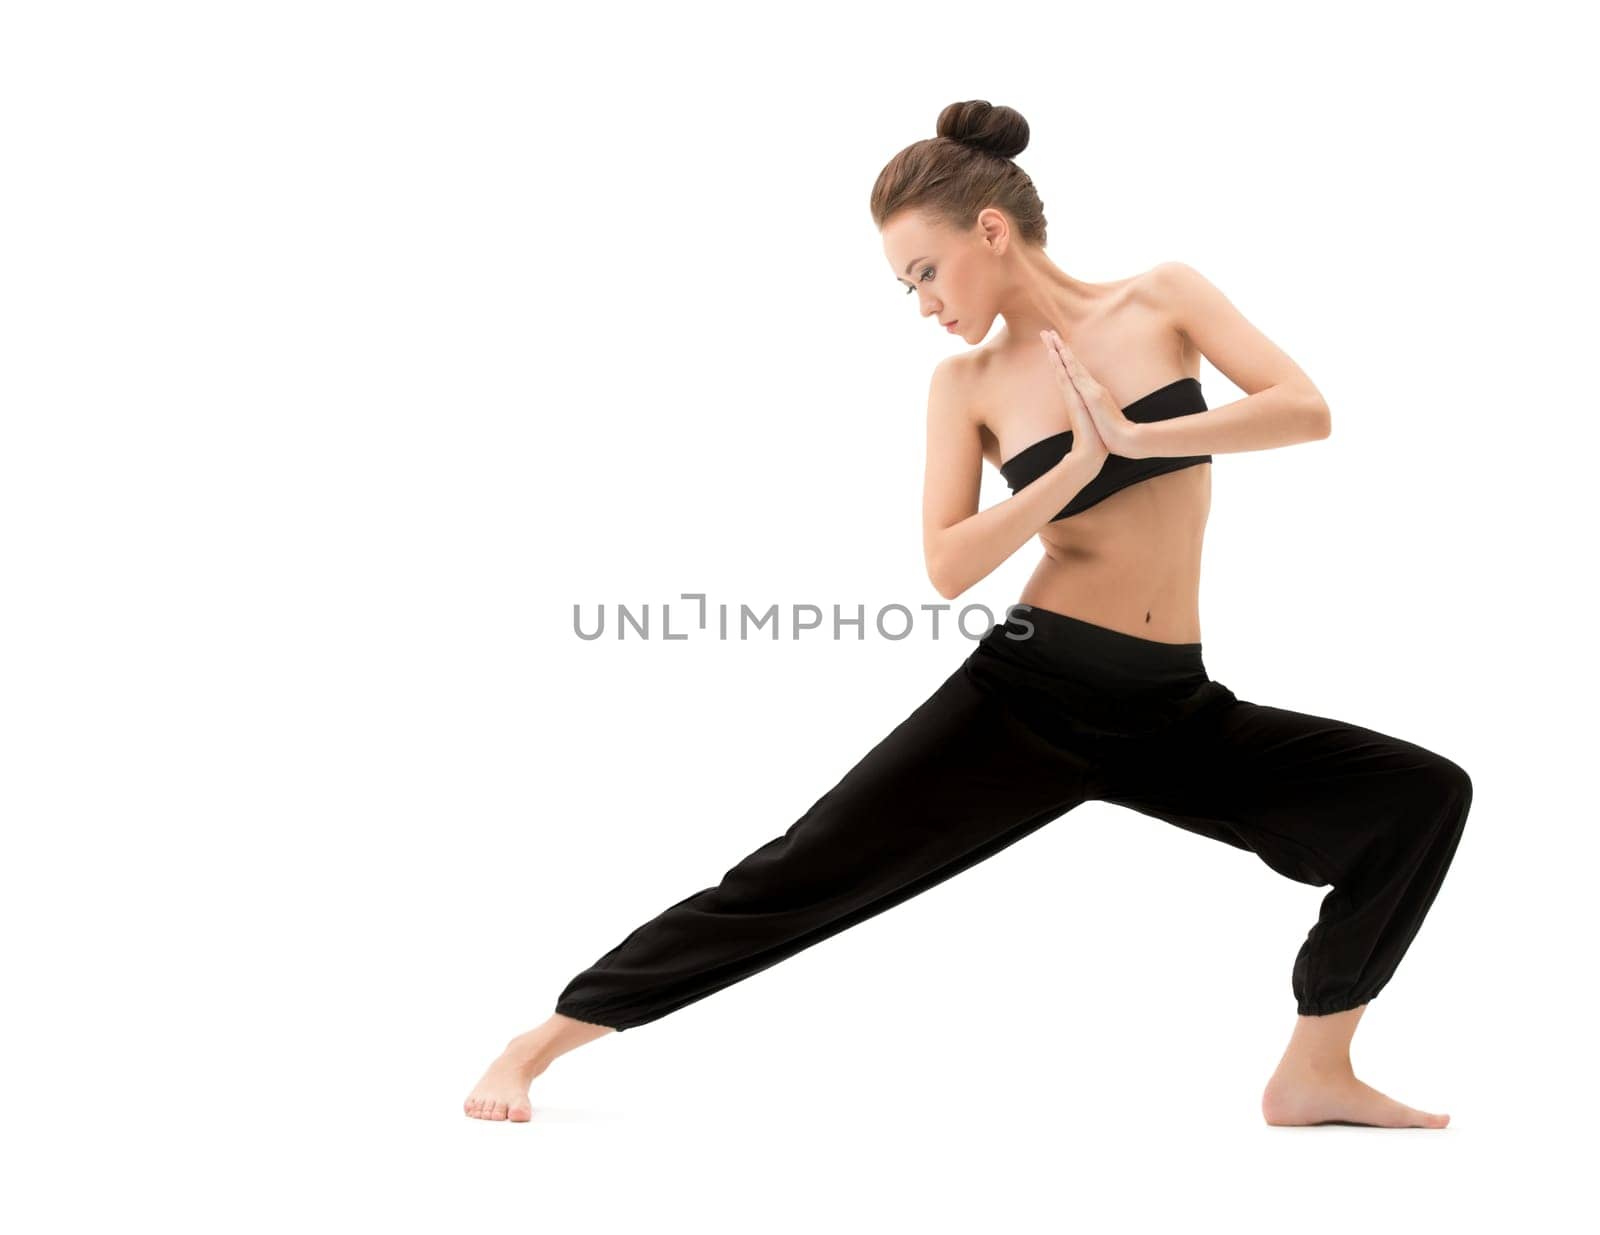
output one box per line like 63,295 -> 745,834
945,320 -> 960,333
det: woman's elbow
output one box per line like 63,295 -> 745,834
1309,397 -> 1333,439
926,554 -> 967,601
927,565 -> 961,601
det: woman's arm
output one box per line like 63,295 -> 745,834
922,356 -> 1103,601
1113,261 -> 1332,458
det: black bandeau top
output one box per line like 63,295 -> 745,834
997,376 -> 1212,521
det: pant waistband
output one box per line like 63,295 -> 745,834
977,603 -> 1207,689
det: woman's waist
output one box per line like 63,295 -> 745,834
1018,548 -> 1203,644
967,604 -> 1231,740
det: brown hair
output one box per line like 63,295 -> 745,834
869,100 -> 1048,247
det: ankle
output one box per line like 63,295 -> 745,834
1277,1052 -> 1355,1079
502,1028 -> 558,1069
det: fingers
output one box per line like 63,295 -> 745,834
1043,330 -> 1100,396
1039,330 -> 1091,434
1040,330 -> 1109,452
1039,329 -> 1083,401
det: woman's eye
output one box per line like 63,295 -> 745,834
904,267 -> 935,295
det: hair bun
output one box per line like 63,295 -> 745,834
936,100 -> 1030,160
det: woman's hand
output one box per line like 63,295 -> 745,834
1039,330 -> 1109,468
1041,331 -> 1138,459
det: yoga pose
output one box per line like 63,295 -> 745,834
466,100 -> 1472,1127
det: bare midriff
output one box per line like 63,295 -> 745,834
1009,462 -> 1210,645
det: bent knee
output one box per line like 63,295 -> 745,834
1413,753 -> 1473,845
1430,754 -> 1473,813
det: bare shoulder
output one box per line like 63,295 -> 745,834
1116,260 -> 1186,306
926,350 -> 1000,454
928,355 -> 972,431
1112,261 -> 1230,361
1133,260 -> 1223,315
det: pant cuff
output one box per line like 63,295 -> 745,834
553,1001 -> 629,1032
1296,989 -> 1379,1017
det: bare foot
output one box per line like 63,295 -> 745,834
463,1035 -> 549,1123
1261,1063 -> 1450,1128
464,1015 -> 615,1122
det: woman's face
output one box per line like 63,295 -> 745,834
881,208 -> 1007,345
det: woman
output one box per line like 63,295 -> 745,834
465,100 -> 1472,1128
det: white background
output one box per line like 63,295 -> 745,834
4,1 -> 1595,1230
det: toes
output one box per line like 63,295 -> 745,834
464,1088 -> 534,1123
463,1094 -> 530,1122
